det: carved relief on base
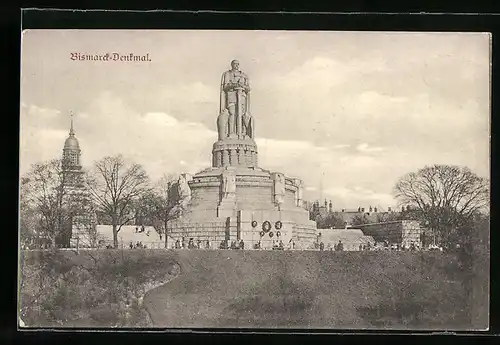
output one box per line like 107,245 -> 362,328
293,178 -> 304,207
272,172 -> 286,206
220,168 -> 237,203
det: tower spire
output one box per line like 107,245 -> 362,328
319,173 -> 323,204
69,112 -> 75,136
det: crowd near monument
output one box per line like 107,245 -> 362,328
167,60 -> 317,250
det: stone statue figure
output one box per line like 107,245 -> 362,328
242,111 -> 255,139
177,173 -> 192,205
273,173 -> 286,205
169,173 -> 192,218
217,108 -> 230,141
221,170 -> 236,200
293,178 -> 304,207
219,60 -> 253,139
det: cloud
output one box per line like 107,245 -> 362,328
19,31 -> 489,209
20,93 -> 217,181
356,143 -> 385,153
324,186 -> 395,208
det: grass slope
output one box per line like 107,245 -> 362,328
19,249 -> 488,330
144,250 -> 486,330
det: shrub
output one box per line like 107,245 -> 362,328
19,249 -> 179,327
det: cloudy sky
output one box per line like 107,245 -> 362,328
20,30 -> 490,210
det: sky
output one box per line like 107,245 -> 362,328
20,30 -> 490,210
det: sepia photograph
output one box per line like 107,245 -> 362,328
18,29 -> 490,330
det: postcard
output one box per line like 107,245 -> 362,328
19,29 -> 490,330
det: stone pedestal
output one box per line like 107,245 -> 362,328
166,165 -> 317,250
217,199 -> 237,218
212,139 -> 258,168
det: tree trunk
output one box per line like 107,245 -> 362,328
164,220 -> 169,249
113,224 -> 119,248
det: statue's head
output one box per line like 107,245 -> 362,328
231,60 -> 240,71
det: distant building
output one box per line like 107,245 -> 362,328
55,116 -> 87,247
317,228 -> 375,251
357,220 -> 423,247
61,117 -> 85,193
310,200 -> 398,228
58,115 -> 97,248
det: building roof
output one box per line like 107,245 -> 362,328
64,136 -> 80,150
64,116 -> 80,150
318,229 -> 375,248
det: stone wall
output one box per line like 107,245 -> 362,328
358,220 -> 422,246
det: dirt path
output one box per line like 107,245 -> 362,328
143,261 -> 184,327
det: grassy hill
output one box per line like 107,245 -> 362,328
144,250 -> 487,330
19,249 -> 488,330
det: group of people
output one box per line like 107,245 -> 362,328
135,225 -> 150,236
356,241 -> 422,251
318,240 -> 344,251
174,238 -> 212,250
253,239 -> 295,250
129,241 -> 147,249
170,238 -> 300,250
315,240 -> 424,252
273,240 -> 285,250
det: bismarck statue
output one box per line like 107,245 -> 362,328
168,59 -> 317,250
217,60 -> 255,140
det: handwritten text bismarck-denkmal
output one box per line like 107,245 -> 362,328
70,53 -> 151,62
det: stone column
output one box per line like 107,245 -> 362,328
243,148 -> 249,166
230,148 -> 238,166
237,148 -> 243,166
216,151 -> 222,167
222,149 -> 230,167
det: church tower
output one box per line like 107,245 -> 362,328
57,114 -> 87,248
61,114 -> 84,193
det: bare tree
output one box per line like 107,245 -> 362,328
351,214 -> 370,227
137,174 -> 182,248
20,159 -> 85,248
394,164 -> 489,245
19,189 -> 39,249
316,213 -> 346,229
86,155 -> 150,248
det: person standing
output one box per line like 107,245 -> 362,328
337,240 -> 344,251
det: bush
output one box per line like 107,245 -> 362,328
19,249 -> 179,327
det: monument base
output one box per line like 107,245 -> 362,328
166,165 -> 317,250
